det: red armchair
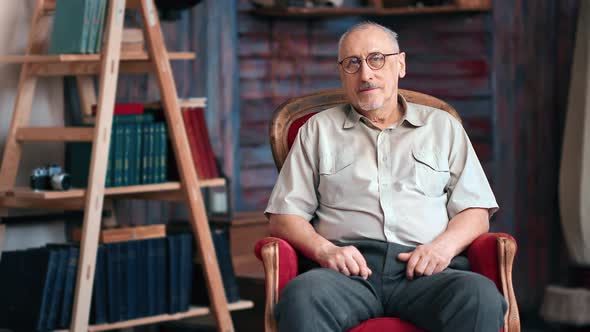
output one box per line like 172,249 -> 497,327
255,89 -> 521,332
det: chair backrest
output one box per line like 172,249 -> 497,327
269,88 -> 461,171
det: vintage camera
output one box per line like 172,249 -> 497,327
30,164 -> 71,191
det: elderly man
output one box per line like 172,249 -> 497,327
264,21 -> 507,331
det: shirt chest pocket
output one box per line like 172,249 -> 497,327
412,148 -> 450,197
318,151 -> 355,205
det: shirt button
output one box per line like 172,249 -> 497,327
382,157 -> 387,162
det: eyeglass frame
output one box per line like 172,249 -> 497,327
337,52 -> 400,74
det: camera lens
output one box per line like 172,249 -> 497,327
51,173 -> 71,191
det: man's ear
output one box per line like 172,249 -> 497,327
398,52 -> 406,78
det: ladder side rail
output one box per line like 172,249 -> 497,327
138,1 -> 234,331
69,0 -> 126,330
0,0 -> 48,189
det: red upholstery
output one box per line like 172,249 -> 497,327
254,237 -> 299,300
347,318 -> 425,332
467,232 -> 516,290
287,112 -> 318,148
254,233 -> 509,331
259,90 -> 517,331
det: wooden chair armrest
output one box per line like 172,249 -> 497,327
467,232 -> 520,332
255,237 -> 300,332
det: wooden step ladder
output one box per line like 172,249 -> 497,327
0,0 -> 238,331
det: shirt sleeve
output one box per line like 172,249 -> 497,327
264,122 -> 319,221
446,120 -> 499,219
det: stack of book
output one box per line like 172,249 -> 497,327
0,226 -> 194,330
49,0 -> 108,54
181,99 -> 220,179
66,104 -> 169,188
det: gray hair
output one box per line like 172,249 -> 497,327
338,21 -> 400,59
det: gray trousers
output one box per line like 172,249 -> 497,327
275,240 -> 507,332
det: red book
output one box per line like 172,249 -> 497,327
194,108 -> 219,179
92,103 -> 144,116
182,109 -> 206,179
189,108 -> 212,179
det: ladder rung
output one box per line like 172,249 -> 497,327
16,127 -> 94,142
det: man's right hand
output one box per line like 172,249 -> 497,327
316,243 -> 372,279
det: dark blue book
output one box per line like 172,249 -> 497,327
155,237 -> 168,314
167,236 -> 179,313
126,240 -> 139,319
0,250 -> 28,329
118,241 -> 129,321
106,242 -> 121,322
59,246 -> 80,329
146,239 -> 158,316
45,247 -> 69,330
191,228 -> 240,305
91,244 -> 107,324
179,234 -> 193,312
136,239 -> 149,318
0,248 -> 58,331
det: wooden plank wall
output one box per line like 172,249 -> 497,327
107,0 -> 580,320
235,0 -> 580,320
493,0 -> 579,319
237,3 -> 496,210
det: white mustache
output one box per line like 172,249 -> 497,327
359,82 -> 380,90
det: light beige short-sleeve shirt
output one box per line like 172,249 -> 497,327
265,96 -> 499,246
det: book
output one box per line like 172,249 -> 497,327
92,244 -> 108,324
59,246 -> 80,328
71,224 -> 167,243
49,0 -> 93,54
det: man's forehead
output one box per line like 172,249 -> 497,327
340,27 -> 396,55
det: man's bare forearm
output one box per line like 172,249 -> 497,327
268,213 -> 336,262
432,207 -> 490,256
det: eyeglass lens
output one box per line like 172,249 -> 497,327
341,53 -> 386,73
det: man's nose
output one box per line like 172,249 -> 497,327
359,61 -> 374,81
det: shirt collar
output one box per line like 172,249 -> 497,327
343,94 -> 425,129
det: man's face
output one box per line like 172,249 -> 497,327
338,26 -> 406,113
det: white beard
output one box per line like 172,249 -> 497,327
357,98 -> 384,112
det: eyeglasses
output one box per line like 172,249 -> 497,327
338,52 -> 400,74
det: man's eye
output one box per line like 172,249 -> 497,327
369,54 -> 383,62
349,58 -> 361,65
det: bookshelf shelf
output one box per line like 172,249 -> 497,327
0,179 -> 226,200
0,52 -> 195,64
0,0 -> 238,330
247,4 -> 491,18
53,300 -> 254,332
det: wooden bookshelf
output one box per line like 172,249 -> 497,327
53,300 -> 254,332
0,180 -> 226,199
0,52 -> 196,76
0,0 -> 240,330
0,52 -> 195,63
247,4 -> 491,18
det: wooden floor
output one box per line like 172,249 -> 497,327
159,277 -> 265,332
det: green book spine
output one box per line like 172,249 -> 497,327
87,0 -> 101,54
122,124 -> 132,186
114,114 -> 155,124
154,123 -> 162,183
49,0 -> 87,54
106,129 -> 115,187
113,124 -> 124,187
80,0 -> 94,53
147,124 -> 156,184
95,0 -> 108,52
141,123 -> 149,184
160,123 -> 167,182
135,123 -> 143,185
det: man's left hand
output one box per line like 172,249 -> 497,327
397,242 -> 454,280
